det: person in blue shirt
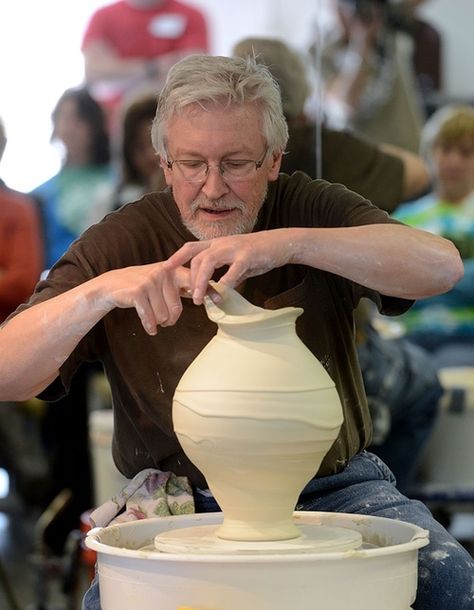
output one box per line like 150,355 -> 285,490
394,104 -> 474,367
32,87 -> 115,270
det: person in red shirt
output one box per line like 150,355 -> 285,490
82,0 -> 209,130
0,120 -> 43,323
0,119 -> 46,506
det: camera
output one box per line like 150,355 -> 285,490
353,0 -> 382,22
342,0 -> 407,30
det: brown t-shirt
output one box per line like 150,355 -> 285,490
14,172 -> 411,488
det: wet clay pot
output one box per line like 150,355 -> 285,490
173,286 -> 343,541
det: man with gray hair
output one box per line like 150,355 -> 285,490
0,55 -> 471,608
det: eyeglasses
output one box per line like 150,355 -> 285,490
166,149 -> 268,183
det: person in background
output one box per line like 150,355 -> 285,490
30,88 -> 114,553
313,0 -> 425,153
233,36 -> 440,491
386,0 -> 443,115
233,36 -> 429,212
0,118 -> 47,506
393,104 -> 474,368
0,55 -> 470,608
119,94 -> 167,197
31,87 -> 115,270
0,119 -> 43,320
81,0 -> 209,131
94,93 -> 167,221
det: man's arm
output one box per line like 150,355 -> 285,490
83,40 -> 150,84
320,127 -> 430,210
0,263 -> 193,401
2,223 -> 462,401
83,41 -> 206,91
165,224 -> 464,305
379,142 -> 430,203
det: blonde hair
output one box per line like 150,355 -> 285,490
421,104 -> 474,159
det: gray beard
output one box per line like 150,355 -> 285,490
184,189 -> 266,241
184,213 -> 259,241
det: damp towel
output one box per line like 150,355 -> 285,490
89,468 -> 195,528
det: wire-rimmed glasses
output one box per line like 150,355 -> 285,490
166,149 -> 268,182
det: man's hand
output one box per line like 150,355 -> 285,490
97,262 -> 193,334
0,261 -> 195,401
164,230 -> 295,305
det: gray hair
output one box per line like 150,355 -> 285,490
232,37 -> 311,120
151,54 -> 289,158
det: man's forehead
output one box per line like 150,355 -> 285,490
166,103 -> 266,156
175,100 -> 261,120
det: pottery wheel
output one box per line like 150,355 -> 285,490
154,523 -> 363,555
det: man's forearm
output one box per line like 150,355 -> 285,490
290,224 -> 463,299
0,278 -> 111,401
163,224 -> 463,306
0,261 -> 193,400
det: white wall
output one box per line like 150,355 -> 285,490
1,0 -> 472,192
0,0 -> 110,192
191,0 -> 473,97
418,0 -> 474,98
187,0 -> 333,56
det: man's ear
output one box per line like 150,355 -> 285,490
159,156 -> 173,186
267,151 -> 283,182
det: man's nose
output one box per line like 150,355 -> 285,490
200,165 -> 230,199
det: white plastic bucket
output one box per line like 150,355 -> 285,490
86,511 -> 429,610
88,409 -> 129,506
422,366 -> 474,485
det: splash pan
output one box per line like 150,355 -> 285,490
154,522 -> 363,554
86,511 -> 429,610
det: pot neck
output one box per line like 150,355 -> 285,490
204,284 -> 302,333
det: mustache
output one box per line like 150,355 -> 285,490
190,195 -> 245,213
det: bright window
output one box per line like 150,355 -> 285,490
0,0 -> 110,192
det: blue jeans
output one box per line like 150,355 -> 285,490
83,452 -> 474,610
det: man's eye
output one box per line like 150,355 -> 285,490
181,160 -> 204,169
224,160 -> 248,169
